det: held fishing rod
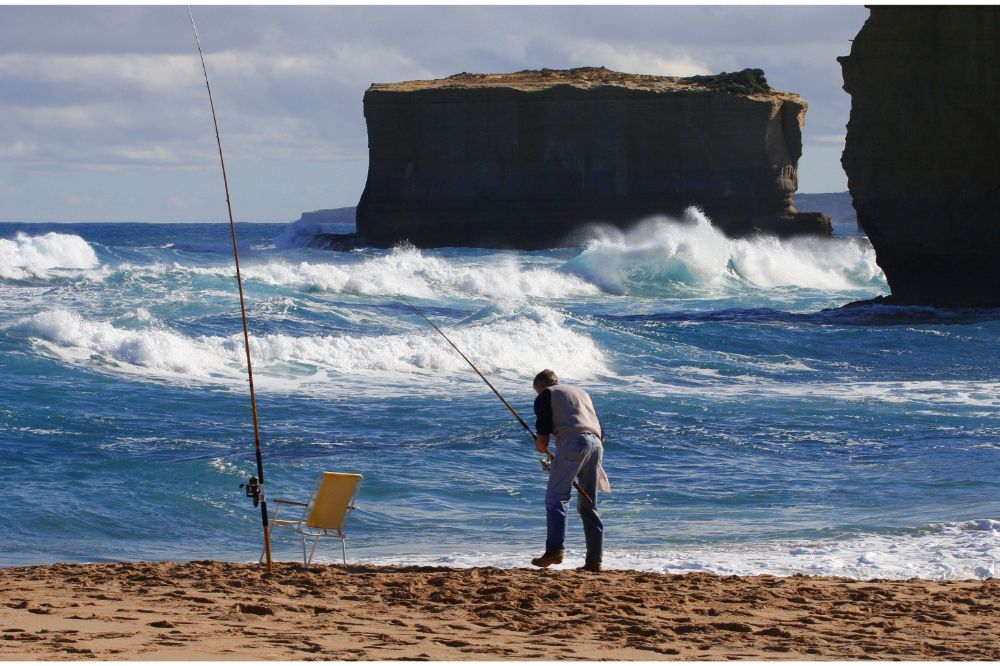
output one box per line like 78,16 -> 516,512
399,296 -> 593,505
188,6 -> 273,572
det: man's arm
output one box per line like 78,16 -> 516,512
534,388 -> 553,455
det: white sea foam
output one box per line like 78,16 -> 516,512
13,308 -> 992,409
724,378 -> 1000,408
90,212 -> 884,301
243,247 -> 601,300
164,240 -> 251,254
7,309 -> 230,377
356,519 -> 1000,580
209,457 -> 251,479
629,372 -> 1000,409
7,306 -> 609,391
0,232 -> 100,280
101,246 -> 600,301
562,208 -> 885,294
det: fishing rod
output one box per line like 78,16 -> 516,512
188,6 -> 273,572
399,296 -> 593,504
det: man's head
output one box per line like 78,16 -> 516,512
533,369 -> 559,394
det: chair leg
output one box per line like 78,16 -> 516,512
301,537 -> 308,570
306,537 -> 320,569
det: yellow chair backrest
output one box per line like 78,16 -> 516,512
306,472 -> 362,529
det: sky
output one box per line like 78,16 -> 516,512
0,5 -> 870,223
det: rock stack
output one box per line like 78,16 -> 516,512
357,67 -> 830,249
840,6 -> 1000,307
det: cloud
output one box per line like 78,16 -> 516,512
61,190 -> 114,207
0,5 -> 868,221
562,41 -> 711,77
6,103 -> 132,131
0,46 -> 400,170
0,141 -> 37,159
167,195 -> 195,212
114,144 -> 181,164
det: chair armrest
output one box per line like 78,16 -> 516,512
270,498 -> 309,524
273,499 -> 308,507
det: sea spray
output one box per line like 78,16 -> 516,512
729,234 -> 883,289
562,207 -> 885,294
0,231 -> 99,280
76,215 -> 884,302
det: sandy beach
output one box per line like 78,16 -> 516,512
0,561 -> 996,660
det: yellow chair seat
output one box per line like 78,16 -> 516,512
265,472 -> 363,568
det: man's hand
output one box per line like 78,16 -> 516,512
535,434 -> 551,455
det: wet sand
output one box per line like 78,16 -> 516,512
1,560 -> 997,660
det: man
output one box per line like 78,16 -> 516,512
530,369 -> 604,572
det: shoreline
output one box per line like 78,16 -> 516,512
1,560 -> 996,660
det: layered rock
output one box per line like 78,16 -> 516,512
357,67 -> 830,249
840,7 -> 1000,307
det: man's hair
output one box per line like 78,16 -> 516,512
533,369 -> 559,388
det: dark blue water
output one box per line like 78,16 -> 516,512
2,213 -> 998,578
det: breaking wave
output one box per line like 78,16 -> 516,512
0,232 -> 100,281
82,211 -> 887,304
562,208 -> 885,294
135,246 -> 601,301
249,249 -> 599,300
6,306 -> 609,389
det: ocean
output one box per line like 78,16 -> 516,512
2,210 -> 998,579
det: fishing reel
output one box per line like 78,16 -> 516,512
539,458 -> 551,473
240,476 -> 261,507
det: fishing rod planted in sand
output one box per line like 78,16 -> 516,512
398,296 -> 593,504
188,6 -> 273,572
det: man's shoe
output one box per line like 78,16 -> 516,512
530,549 -> 564,567
577,561 -> 602,572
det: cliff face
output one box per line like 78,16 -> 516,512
840,7 -> 1000,307
357,67 -> 830,249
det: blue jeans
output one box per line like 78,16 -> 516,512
545,432 -> 603,562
